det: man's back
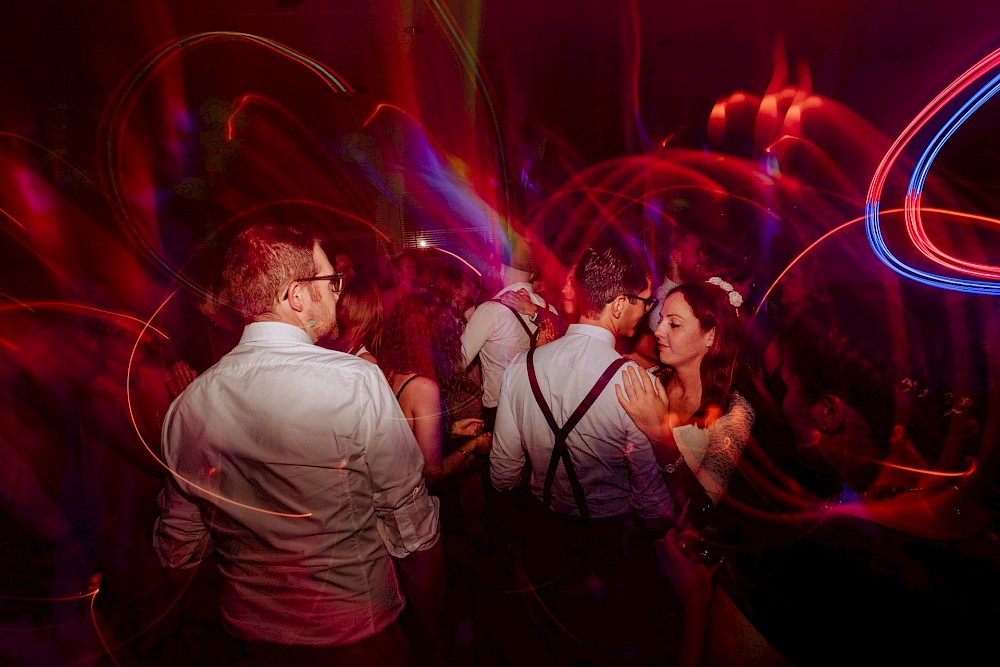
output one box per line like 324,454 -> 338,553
461,283 -> 553,410
491,324 -> 672,520
155,322 -> 439,647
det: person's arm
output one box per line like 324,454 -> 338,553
402,376 -> 447,484
615,366 -> 714,527
623,426 -> 675,537
460,302 -> 494,369
361,368 -> 444,649
81,382 -> 163,477
693,393 -> 755,503
152,473 -> 213,570
489,364 -> 528,491
362,367 -> 440,558
402,377 -> 484,484
497,288 -> 567,340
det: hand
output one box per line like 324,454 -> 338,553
615,365 -> 670,443
498,288 -> 538,317
467,432 -> 493,455
167,361 -> 198,398
535,318 -> 557,346
451,417 -> 484,437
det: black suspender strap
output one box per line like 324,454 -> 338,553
491,299 -> 539,348
526,347 -> 628,518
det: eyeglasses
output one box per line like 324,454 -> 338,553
622,294 -> 659,313
282,273 -> 345,300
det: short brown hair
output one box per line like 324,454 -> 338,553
223,223 -> 318,319
573,238 -> 650,318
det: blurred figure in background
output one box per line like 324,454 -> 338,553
461,236 -> 560,432
382,250 -> 428,319
707,292 -> 1000,666
430,263 -> 479,329
379,292 -> 491,662
380,293 -> 492,488
79,325 -> 200,663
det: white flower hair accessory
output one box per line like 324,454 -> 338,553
707,276 -> 744,310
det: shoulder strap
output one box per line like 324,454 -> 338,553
526,348 -> 629,518
395,374 -> 421,400
490,299 -> 538,348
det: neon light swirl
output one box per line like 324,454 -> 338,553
866,47 -> 1000,294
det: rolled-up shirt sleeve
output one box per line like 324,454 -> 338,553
153,472 -> 213,569
490,361 -> 527,491
623,399 -> 675,522
360,369 -> 440,558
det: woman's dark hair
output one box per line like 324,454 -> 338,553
431,264 -> 472,315
378,293 -> 471,411
662,282 -> 745,415
330,276 -> 383,356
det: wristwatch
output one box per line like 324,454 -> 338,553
659,452 -> 684,475
529,309 -> 539,323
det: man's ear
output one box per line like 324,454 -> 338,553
810,393 -> 846,434
285,281 -> 306,314
610,295 -> 625,319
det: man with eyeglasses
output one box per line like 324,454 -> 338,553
490,236 -> 673,657
154,222 -> 442,664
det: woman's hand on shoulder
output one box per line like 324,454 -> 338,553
615,365 -> 670,442
498,288 -> 538,317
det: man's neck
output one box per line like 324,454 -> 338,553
501,264 -> 532,287
255,310 -> 319,343
577,314 -> 616,337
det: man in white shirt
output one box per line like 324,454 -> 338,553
154,223 -> 442,664
491,239 -> 672,522
490,239 -> 673,648
460,238 -> 559,431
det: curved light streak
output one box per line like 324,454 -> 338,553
866,47 -> 1000,294
905,70 -> 1000,277
99,31 -> 354,294
427,246 -> 482,277
126,290 -> 312,519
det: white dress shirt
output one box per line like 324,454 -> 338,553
490,324 -> 674,520
461,282 -> 555,409
154,322 -> 440,647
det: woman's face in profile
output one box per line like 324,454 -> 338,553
560,267 -> 576,315
653,292 -> 714,369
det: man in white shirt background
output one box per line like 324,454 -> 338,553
460,233 -> 560,432
154,222 -> 443,665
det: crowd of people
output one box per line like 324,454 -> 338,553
3,217 -> 999,666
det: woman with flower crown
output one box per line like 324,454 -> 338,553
615,278 -> 754,667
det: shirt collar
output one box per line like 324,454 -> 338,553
565,323 -> 616,347
240,321 -> 314,345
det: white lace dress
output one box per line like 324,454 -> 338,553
671,391 -> 754,503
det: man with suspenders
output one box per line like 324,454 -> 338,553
490,238 -> 674,654
460,235 -> 560,432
